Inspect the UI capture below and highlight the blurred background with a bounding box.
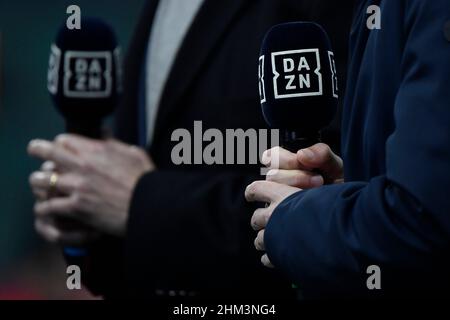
[0,0,145,299]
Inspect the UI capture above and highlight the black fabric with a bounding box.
[82,0,354,299]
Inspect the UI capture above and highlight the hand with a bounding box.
[28,134,154,240]
[245,143,343,268]
[262,144,344,187]
[30,160,100,245]
[30,160,57,201]
[245,180,300,268]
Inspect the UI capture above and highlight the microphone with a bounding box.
[258,22,339,152]
[47,17,121,139]
[46,18,121,257]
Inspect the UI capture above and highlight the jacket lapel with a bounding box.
[151,0,252,143]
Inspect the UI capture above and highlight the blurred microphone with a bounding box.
[46,18,121,257]
[258,22,338,152]
[47,17,122,139]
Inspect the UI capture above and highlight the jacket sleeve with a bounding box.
[265,0,450,297]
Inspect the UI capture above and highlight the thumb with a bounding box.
[297,143,343,182]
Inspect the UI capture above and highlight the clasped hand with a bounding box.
[28,134,153,245]
[245,144,344,268]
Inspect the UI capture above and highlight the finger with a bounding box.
[29,171,53,189]
[42,161,56,172]
[262,147,307,170]
[34,217,61,243]
[254,229,265,251]
[245,181,284,203]
[32,188,49,201]
[55,134,102,154]
[105,138,133,153]
[251,208,272,231]
[261,254,274,268]
[297,143,343,181]
[267,169,324,188]
[29,171,81,195]
[34,196,78,218]
[28,140,81,170]
[51,173,84,195]
[35,217,97,246]
[57,229,98,246]
[105,139,151,168]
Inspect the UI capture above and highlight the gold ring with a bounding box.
[49,172,59,189]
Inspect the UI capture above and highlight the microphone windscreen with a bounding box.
[259,22,338,134]
[47,18,121,136]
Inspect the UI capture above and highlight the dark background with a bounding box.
[0,0,145,299]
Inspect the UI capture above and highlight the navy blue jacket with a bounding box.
[265,0,450,298]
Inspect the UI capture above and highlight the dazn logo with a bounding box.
[271,49,323,99]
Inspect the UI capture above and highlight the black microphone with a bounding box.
[258,22,339,152]
[46,18,121,257]
[47,17,121,139]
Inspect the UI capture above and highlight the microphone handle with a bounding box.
[66,121,103,139]
[280,129,322,297]
[280,130,321,153]
[63,120,103,257]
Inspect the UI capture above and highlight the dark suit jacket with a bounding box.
[266,0,450,298]
[75,0,354,299]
